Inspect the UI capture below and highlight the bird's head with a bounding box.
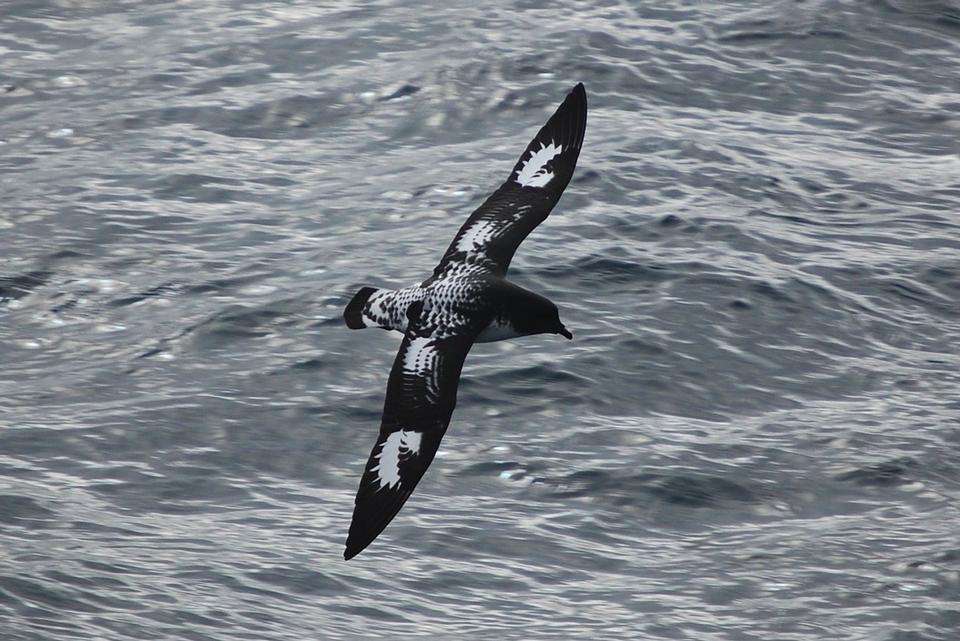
[547,304,573,340]
[510,294,572,340]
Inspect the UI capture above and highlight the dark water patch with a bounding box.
[880,277,958,317]
[248,174,297,187]
[602,212,695,243]
[81,615,158,640]
[455,459,547,479]
[135,347,166,360]
[246,567,346,597]
[178,302,303,350]
[0,270,52,302]
[0,495,57,526]
[181,570,290,601]
[748,280,796,304]
[186,69,276,97]
[89,468,252,514]
[646,474,758,506]
[49,294,81,314]
[41,571,140,610]
[185,274,268,295]
[615,336,670,357]
[0,574,101,614]
[78,558,158,578]
[139,606,232,630]
[148,173,246,204]
[546,255,676,286]
[717,26,849,45]
[379,83,420,101]
[932,549,960,564]
[339,402,385,424]
[659,213,685,228]
[108,282,179,307]
[575,168,602,185]
[192,313,276,341]
[287,357,329,371]
[48,249,86,260]
[549,469,759,508]
[835,457,917,487]
[878,0,960,29]
[143,92,358,139]
[463,365,592,400]
[546,468,609,498]
[918,265,960,291]
[673,271,740,297]
[68,520,152,538]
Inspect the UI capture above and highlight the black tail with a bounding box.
[344,287,378,329]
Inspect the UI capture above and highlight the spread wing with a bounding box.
[431,83,587,279]
[344,306,484,560]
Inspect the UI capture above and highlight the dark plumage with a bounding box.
[343,83,587,560]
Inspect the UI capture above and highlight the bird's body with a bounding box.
[346,274,567,343]
[343,83,587,560]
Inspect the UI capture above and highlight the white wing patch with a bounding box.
[455,219,498,253]
[403,336,435,374]
[372,430,423,489]
[516,141,563,188]
[402,336,441,397]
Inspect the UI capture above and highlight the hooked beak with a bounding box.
[557,325,573,340]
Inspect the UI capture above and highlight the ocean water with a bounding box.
[2,1,960,639]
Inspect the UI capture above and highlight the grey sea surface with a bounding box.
[3,1,960,639]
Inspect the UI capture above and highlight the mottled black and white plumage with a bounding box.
[343,83,587,560]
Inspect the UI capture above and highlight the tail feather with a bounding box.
[344,287,379,329]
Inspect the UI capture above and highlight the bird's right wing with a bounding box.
[429,83,587,279]
[344,305,484,560]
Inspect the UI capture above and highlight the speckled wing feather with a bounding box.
[431,83,587,278]
[344,305,485,560]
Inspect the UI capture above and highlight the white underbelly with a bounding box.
[475,317,522,343]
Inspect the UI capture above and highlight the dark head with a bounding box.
[510,291,573,340]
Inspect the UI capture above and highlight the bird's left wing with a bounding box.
[344,305,484,560]
[429,83,587,280]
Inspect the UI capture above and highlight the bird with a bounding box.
[342,83,587,560]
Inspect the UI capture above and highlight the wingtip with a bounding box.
[344,521,377,560]
[557,83,587,149]
[561,82,586,108]
[567,82,586,105]
[344,286,378,329]
[343,534,368,560]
